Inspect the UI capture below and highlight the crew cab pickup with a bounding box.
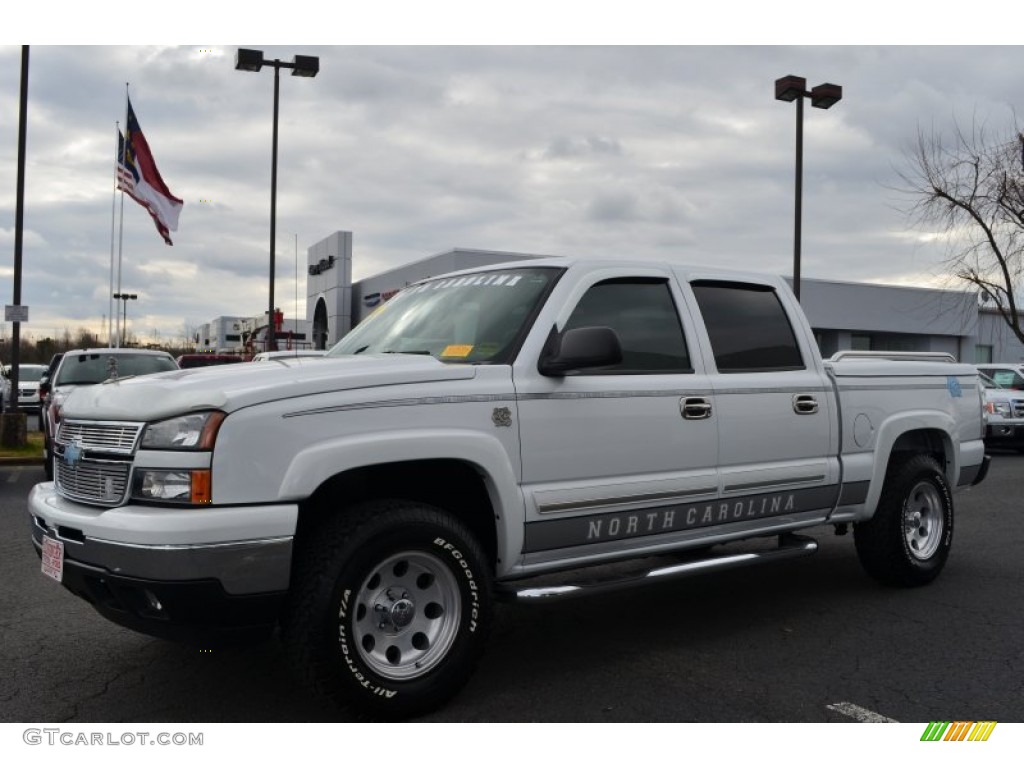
[28,257,989,717]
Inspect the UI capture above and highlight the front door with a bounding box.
[514,267,720,566]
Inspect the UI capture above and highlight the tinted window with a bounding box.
[563,278,691,373]
[691,281,804,372]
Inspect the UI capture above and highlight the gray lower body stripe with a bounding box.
[523,485,840,553]
[837,481,870,506]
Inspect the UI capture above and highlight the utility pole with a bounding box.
[2,46,30,447]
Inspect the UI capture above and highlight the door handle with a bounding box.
[681,396,712,420]
[793,394,819,415]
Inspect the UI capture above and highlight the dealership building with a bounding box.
[200,229,1024,365]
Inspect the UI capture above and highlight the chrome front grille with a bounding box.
[58,420,143,454]
[55,455,131,505]
[54,420,141,506]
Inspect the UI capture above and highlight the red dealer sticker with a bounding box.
[41,535,64,583]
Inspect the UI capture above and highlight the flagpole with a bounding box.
[109,120,119,347]
[115,82,129,348]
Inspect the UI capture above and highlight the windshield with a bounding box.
[18,365,47,382]
[329,266,561,364]
[55,353,178,385]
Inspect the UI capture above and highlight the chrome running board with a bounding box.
[498,533,818,602]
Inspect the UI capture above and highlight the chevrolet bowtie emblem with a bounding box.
[64,439,84,467]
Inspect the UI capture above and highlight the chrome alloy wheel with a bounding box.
[351,550,461,680]
[902,480,944,561]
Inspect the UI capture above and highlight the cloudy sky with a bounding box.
[2,30,1024,344]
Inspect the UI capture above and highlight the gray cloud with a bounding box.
[2,45,1023,341]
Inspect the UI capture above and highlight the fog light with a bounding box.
[144,589,164,612]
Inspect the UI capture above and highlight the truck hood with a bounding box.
[60,354,478,422]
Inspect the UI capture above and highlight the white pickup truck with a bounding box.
[29,257,989,717]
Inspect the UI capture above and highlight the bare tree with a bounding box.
[899,116,1024,344]
[73,327,100,349]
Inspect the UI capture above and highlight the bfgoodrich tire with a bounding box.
[854,454,953,587]
[283,501,492,719]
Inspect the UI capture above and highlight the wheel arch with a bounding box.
[296,458,500,568]
[281,430,524,575]
[864,416,955,517]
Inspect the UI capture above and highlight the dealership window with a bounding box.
[851,334,872,351]
[975,345,993,364]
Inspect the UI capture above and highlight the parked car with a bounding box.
[250,349,326,362]
[36,353,64,431]
[41,349,179,480]
[176,353,245,369]
[10,363,48,415]
[977,363,1024,390]
[979,371,1024,451]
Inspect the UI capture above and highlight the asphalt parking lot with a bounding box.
[1,453,1022,723]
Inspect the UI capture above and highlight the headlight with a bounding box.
[984,401,1011,418]
[141,411,225,450]
[133,469,212,505]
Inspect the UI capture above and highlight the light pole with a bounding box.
[113,292,137,347]
[775,75,842,302]
[235,48,319,351]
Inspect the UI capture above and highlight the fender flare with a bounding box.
[862,410,956,516]
[278,428,524,576]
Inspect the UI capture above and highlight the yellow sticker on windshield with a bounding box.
[441,344,474,358]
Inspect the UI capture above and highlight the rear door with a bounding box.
[684,276,840,527]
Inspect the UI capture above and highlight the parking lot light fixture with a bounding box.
[235,48,320,352]
[775,75,843,301]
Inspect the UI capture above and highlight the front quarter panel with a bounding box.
[208,367,525,569]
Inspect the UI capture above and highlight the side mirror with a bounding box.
[538,326,623,376]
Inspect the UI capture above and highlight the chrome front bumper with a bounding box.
[28,482,297,595]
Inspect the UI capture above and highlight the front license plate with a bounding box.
[41,535,64,583]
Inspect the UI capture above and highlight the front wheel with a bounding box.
[283,501,492,718]
[854,454,953,587]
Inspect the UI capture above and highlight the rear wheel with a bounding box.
[283,501,492,718]
[854,454,953,587]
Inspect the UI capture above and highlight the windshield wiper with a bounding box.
[381,350,432,355]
